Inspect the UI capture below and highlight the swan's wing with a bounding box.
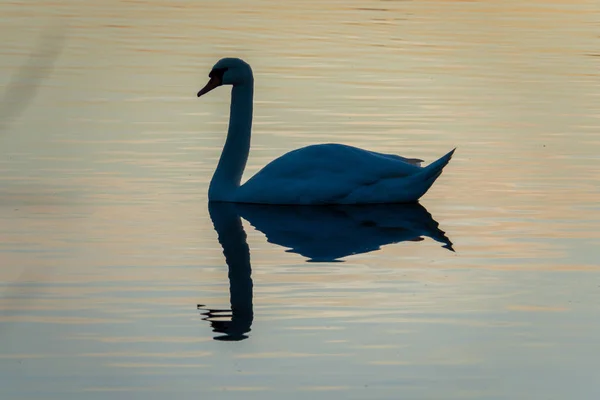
[236,144,423,204]
[364,149,423,167]
[253,144,422,179]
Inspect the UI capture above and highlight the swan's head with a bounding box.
[197,58,253,97]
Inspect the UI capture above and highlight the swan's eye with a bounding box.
[209,67,228,79]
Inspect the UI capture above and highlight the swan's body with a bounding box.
[198,58,455,205]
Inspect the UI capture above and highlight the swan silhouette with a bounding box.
[197,58,455,205]
[198,202,452,340]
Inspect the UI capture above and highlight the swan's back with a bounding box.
[234,144,451,205]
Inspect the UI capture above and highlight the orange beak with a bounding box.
[197,76,222,97]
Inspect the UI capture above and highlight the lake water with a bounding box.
[1,0,599,399]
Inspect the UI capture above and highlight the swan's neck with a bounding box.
[209,83,254,201]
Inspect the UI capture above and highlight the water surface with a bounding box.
[1,1,599,399]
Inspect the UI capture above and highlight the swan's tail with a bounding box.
[420,148,456,182]
[406,148,456,200]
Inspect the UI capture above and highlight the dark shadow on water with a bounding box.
[237,202,453,261]
[0,25,66,134]
[198,201,453,341]
[0,24,67,335]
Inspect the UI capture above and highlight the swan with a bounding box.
[197,57,455,205]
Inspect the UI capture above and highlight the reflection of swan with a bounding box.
[197,58,455,205]
[198,201,452,340]
[236,203,453,262]
[198,202,254,341]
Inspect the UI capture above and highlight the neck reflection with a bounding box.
[198,202,253,341]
